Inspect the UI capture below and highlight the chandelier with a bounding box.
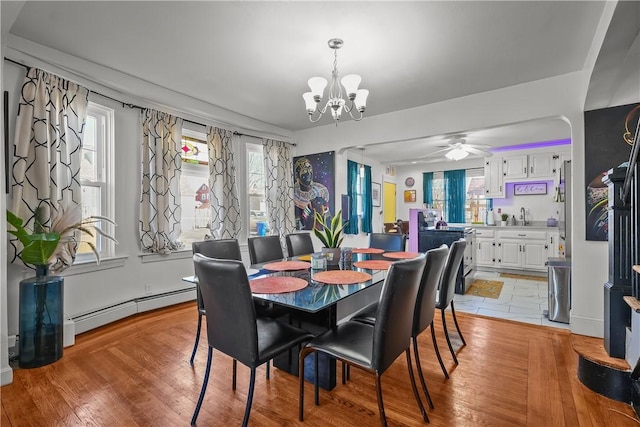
[303,38,369,125]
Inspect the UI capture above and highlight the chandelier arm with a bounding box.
[347,108,365,121]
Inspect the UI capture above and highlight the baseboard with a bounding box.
[570,314,604,338]
[1,365,13,386]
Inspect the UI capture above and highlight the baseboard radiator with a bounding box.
[72,286,196,335]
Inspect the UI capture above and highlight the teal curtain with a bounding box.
[444,169,466,223]
[345,160,359,234]
[362,165,373,233]
[423,172,433,207]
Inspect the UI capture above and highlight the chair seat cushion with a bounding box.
[350,302,378,325]
[305,321,375,369]
[257,318,314,364]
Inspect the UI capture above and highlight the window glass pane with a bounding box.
[466,168,487,223]
[248,145,267,236]
[179,134,210,245]
[80,150,97,181]
[83,116,96,150]
[78,185,101,255]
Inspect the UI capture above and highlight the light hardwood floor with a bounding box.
[1,302,638,426]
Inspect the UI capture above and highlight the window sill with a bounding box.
[63,256,128,277]
[140,249,193,264]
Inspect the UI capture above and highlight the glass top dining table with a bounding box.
[182,252,390,314]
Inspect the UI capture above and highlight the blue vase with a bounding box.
[19,265,64,368]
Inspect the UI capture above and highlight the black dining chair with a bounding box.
[248,235,284,264]
[285,233,315,257]
[351,244,450,411]
[299,255,430,426]
[369,232,406,252]
[191,254,313,427]
[436,239,467,366]
[190,239,243,366]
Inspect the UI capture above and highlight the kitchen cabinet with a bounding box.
[503,155,528,180]
[502,152,556,180]
[496,230,548,271]
[484,158,505,198]
[475,228,496,267]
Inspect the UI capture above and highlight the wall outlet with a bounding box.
[145,284,152,295]
[525,208,530,215]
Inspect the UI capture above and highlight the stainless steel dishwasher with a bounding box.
[547,257,571,323]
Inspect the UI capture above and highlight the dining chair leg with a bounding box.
[430,322,449,379]
[241,368,257,427]
[314,351,320,406]
[441,308,459,365]
[342,361,347,385]
[299,347,315,421]
[405,349,430,423]
[412,337,434,410]
[191,347,213,425]
[189,313,202,366]
[232,359,237,390]
[450,301,466,346]
[266,360,270,380]
[374,372,388,427]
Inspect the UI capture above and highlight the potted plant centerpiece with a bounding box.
[313,209,347,266]
[7,206,117,368]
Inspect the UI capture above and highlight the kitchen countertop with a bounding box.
[448,222,559,231]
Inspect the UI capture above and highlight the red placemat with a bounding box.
[383,252,420,259]
[352,248,385,254]
[353,260,393,270]
[263,260,311,271]
[312,270,373,285]
[249,276,308,294]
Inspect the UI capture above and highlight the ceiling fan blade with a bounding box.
[467,143,492,149]
[464,146,493,157]
[418,147,451,158]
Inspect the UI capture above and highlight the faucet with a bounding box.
[520,207,529,226]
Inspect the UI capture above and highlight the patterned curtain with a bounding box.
[423,172,433,206]
[207,127,241,239]
[444,169,466,223]
[263,139,295,250]
[139,109,183,253]
[345,160,359,234]
[361,165,373,233]
[9,68,89,273]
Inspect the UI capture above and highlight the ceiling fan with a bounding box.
[420,136,493,160]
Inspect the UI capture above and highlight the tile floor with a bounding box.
[454,270,570,330]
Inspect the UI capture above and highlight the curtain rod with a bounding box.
[4,57,295,146]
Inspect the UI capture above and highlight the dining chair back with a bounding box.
[190,239,242,365]
[299,255,429,425]
[285,233,315,257]
[248,235,284,264]
[436,238,467,365]
[369,232,406,252]
[192,254,312,427]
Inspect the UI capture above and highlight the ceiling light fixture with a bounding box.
[303,38,369,125]
[445,147,469,161]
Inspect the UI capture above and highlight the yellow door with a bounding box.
[383,182,396,224]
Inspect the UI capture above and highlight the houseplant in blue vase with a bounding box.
[7,206,116,368]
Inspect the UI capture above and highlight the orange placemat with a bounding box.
[263,260,311,271]
[312,270,373,285]
[249,276,308,294]
[383,252,420,259]
[354,260,393,270]
[297,254,312,261]
[352,248,385,254]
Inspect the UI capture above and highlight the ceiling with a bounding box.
[4,1,637,165]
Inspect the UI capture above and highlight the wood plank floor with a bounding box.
[2,302,638,426]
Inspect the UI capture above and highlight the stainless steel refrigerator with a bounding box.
[548,160,571,323]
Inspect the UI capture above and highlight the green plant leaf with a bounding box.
[20,233,60,266]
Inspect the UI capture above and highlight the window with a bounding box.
[78,102,115,260]
[465,168,488,223]
[424,168,487,223]
[178,131,211,246]
[247,143,267,236]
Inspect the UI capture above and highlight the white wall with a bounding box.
[295,71,607,338]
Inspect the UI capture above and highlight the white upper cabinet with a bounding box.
[503,155,528,179]
[484,158,505,198]
[528,152,555,178]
